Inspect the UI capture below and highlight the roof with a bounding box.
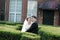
[39,0,59,10]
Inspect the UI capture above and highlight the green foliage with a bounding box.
[0,22,23,30]
[21,32,40,40]
[0,21,23,25]
[0,25,41,40]
[1,21,60,40]
[0,21,6,24]
[0,24,40,40]
[16,25,22,30]
[6,22,16,25]
[38,26,60,40]
[0,27,22,40]
[0,24,18,29]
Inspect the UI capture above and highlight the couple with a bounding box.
[21,16,38,34]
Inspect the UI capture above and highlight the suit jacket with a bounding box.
[26,22,38,34]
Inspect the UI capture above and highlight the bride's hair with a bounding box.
[25,18,28,21]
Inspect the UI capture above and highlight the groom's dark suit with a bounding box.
[26,22,38,34]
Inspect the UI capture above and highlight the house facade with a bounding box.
[0,0,60,26]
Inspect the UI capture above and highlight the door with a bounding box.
[9,0,22,23]
[43,10,54,25]
[0,0,5,21]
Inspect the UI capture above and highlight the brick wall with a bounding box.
[21,0,28,22]
[54,11,59,26]
[4,0,60,26]
[5,0,9,21]
[37,0,43,24]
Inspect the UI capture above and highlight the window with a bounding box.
[27,0,37,17]
[9,0,22,23]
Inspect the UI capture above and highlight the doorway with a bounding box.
[0,0,5,21]
[43,10,54,25]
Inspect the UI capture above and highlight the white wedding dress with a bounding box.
[21,19,33,32]
[21,19,28,32]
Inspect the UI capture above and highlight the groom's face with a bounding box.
[31,17,35,22]
[28,18,31,23]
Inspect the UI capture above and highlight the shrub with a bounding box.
[0,27,22,40]
[0,21,6,24]
[16,25,22,30]
[21,32,40,40]
[38,26,60,40]
[0,21,23,30]
[6,22,16,25]
[6,22,23,26]
[0,24,19,30]
[0,21,23,26]
[0,27,40,40]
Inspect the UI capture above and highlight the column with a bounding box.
[21,0,28,22]
[5,0,9,21]
[37,9,43,24]
[54,11,59,26]
[37,0,43,24]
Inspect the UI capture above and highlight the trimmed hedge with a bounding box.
[0,21,23,30]
[16,25,22,30]
[0,21,23,25]
[0,27,22,40]
[0,21,23,31]
[1,21,60,40]
[0,21,6,24]
[38,26,60,40]
[21,32,40,40]
[0,27,40,40]
[0,23,22,30]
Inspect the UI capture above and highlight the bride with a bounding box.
[21,16,38,34]
[21,17,32,32]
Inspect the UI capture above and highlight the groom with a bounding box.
[26,16,38,34]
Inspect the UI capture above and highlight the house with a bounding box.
[0,0,60,26]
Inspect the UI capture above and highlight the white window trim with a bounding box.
[27,0,37,17]
[9,0,22,23]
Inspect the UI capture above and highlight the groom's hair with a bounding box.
[26,18,28,21]
[31,16,37,19]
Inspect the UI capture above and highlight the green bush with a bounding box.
[6,22,16,25]
[0,24,19,30]
[6,22,23,26]
[16,25,22,30]
[0,21,23,25]
[0,27,22,40]
[0,21,6,24]
[0,22,23,30]
[38,26,60,40]
[0,27,40,40]
[21,32,40,40]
